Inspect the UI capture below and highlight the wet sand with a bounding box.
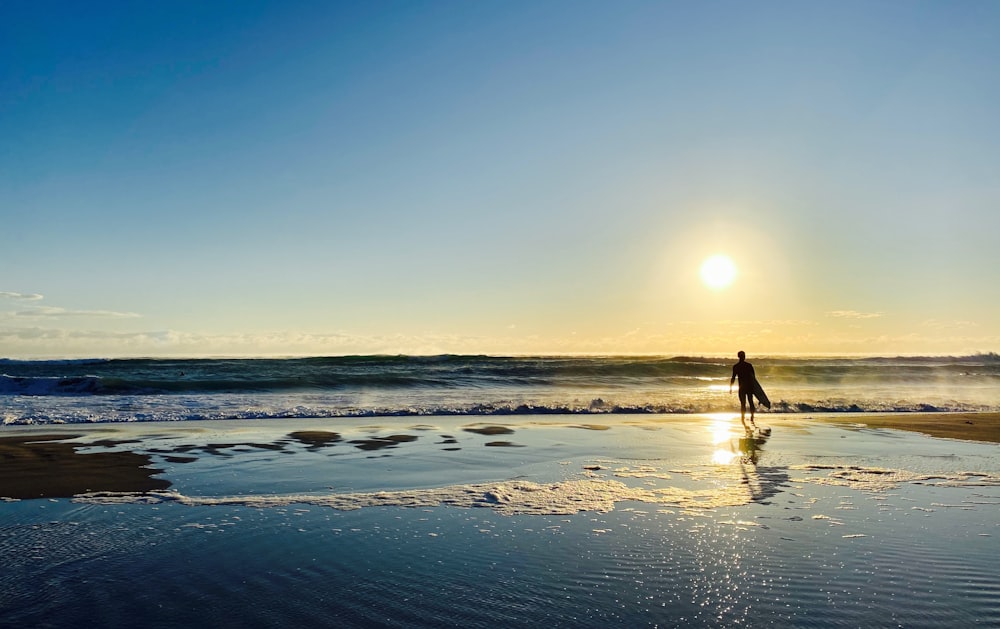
[0,412,996,501]
[0,434,170,499]
[815,412,1000,444]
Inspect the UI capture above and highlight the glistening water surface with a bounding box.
[1,415,997,627]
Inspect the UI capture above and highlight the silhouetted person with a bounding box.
[730,350,757,433]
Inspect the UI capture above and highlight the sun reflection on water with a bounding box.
[712,448,739,465]
[706,413,741,465]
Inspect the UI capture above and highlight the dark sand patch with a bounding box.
[572,424,611,431]
[0,435,170,499]
[88,439,145,447]
[349,434,418,451]
[485,441,525,448]
[249,442,287,451]
[816,412,1000,444]
[163,455,198,464]
[287,431,343,450]
[148,442,286,458]
[464,426,515,436]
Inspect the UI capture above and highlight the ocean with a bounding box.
[2,355,999,626]
[2,354,999,425]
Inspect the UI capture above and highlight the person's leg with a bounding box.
[739,391,750,431]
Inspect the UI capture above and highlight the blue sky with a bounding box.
[2,1,999,357]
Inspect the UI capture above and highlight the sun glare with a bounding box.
[700,255,737,290]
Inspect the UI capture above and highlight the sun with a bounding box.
[700,254,737,290]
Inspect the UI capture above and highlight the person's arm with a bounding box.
[730,365,736,392]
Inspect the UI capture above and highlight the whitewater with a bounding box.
[2,354,998,425]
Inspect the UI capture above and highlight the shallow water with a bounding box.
[2,414,998,627]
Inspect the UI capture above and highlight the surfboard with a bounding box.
[752,379,771,409]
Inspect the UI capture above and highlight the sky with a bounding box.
[2,1,999,358]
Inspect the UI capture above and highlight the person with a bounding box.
[730,350,758,433]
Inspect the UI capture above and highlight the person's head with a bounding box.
[737,350,746,361]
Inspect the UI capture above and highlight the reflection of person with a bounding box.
[730,350,757,433]
[737,435,763,465]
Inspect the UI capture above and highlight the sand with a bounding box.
[0,434,170,499]
[814,411,1000,444]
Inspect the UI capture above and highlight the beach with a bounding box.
[2,411,998,627]
[10,1,1000,625]
[2,412,998,500]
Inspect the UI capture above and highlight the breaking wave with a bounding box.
[2,354,998,424]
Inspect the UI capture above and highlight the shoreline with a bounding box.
[3,411,997,441]
[1,411,997,501]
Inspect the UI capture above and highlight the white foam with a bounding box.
[74,481,579,514]
[73,473,779,515]
[790,465,1000,492]
[69,464,1000,516]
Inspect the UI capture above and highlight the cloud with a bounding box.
[0,291,44,301]
[0,317,996,359]
[711,319,819,327]
[0,327,497,358]
[921,319,978,330]
[827,310,884,320]
[0,292,141,319]
[9,306,141,319]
